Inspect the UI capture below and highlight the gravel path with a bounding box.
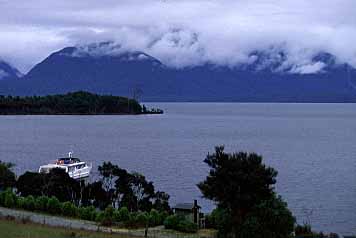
[0,207,213,238]
[0,206,104,231]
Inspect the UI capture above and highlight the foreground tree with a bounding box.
[16,172,45,196]
[98,161,170,212]
[0,161,16,191]
[43,168,80,203]
[152,191,170,212]
[239,194,295,238]
[198,146,294,238]
[130,172,155,212]
[17,168,80,203]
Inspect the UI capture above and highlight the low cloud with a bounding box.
[290,62,326,74]
[0,69,9,80]
[0,0,355,73]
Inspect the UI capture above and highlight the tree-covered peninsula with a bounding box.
[0,91,163,115]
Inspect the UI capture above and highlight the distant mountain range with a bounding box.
[1,42,356,102]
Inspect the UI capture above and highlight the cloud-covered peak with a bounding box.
[0,0,355,73]
[58,42,124,58]
[0,60,23,80]
[53,42,163,67]
[50,41,346,75]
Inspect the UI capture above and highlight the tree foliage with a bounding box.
[0,91,143,115]
[98,162,168,213]
[47,196,62,214]
[0,160,170,229]
[239,194,295,238]
[17,169,80,203]
[0,161,16,191]
[62,201,78,217]
[198,146,294,238]
[164,215,198,233]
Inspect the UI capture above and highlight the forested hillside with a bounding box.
[0,91,150,115]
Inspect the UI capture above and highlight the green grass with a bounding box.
[0,218,135,238]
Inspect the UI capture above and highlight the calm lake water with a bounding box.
[0,103,355,233]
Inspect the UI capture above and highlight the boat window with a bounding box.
[76,164,85,169]
[68,166,75,172]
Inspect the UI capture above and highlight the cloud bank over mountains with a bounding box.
[1,0,356,73]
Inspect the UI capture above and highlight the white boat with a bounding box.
[38,152,92,180]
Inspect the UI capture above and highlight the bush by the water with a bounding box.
[113,206,130,223]
[24,195,36,211]
[35,196,49,211]
[0,188,168,229]
[62,201,78,217]
[99,205,115,226]
[47,197,62,215]
[164,215,198,233]
[78,206,97,221]
[2,189,16,208]
[149,209,164,227]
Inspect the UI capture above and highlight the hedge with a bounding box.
[47,197,62,215]
[0,190,168,229]
[164,215,198,233]
[62,201,78,217]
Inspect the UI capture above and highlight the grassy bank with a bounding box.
[0,217,134,238]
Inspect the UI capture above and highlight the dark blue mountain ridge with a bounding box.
[1,42,356,102]
[0,59,22,80]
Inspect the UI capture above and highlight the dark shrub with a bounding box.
[16,196,26,209]
[164,215,198,233]
[62,201,77,217]
[159,211,169,224]
[0,161,16,190]
[4,190,16,208]
[164,215,181,229]
[0,191,5,205]
[78,206,97,221]
[113,209,120,223]
[135,212,148,226]
[98,206,114,226]
[0,189,16,207]
[116,207,130,222]
[95,211,104,223]
[47,196,62,215]
[124,212,137,227]
[177,220,198,233]
[35,196,49,211]
[238,195,295,238]
[149,209,161,227]
[24,195,36,211]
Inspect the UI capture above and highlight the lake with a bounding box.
[0,103,355,233]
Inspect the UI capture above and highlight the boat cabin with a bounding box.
[56,157,81,165]
[38,152,92,180]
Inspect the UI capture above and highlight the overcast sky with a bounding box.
[1,0,356,73]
